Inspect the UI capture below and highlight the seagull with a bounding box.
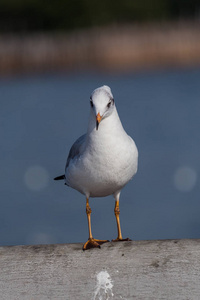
[54,85,138,250]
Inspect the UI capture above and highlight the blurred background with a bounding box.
[0,0,200,246]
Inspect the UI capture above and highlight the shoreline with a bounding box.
[0,21,200,76]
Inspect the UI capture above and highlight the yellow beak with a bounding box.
[96,113,102,130]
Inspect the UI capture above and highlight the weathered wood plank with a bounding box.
[0,239,200,300]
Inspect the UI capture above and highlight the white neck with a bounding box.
[87,107,125,137]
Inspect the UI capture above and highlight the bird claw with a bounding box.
[112,237,132,242]
[82,238,109,250]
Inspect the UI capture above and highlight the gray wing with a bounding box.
[65,134,86,170]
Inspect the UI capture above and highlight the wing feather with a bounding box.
[65,134,86,170]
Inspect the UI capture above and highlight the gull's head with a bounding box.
[90,85,115,130]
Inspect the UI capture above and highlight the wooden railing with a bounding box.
[0,239,200,299]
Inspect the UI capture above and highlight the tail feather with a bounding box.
[54,174,65,180]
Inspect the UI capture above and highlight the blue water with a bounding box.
[0,68,200,246]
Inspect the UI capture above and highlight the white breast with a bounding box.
[65,108,138,198]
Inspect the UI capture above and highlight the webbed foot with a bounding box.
[83,238,109,250]
[112,237,132,242]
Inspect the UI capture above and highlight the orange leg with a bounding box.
[82,198,109,250]
[112,199,131,242]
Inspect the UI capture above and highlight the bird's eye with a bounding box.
[90,100,93,108]
[107,98,114,108]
